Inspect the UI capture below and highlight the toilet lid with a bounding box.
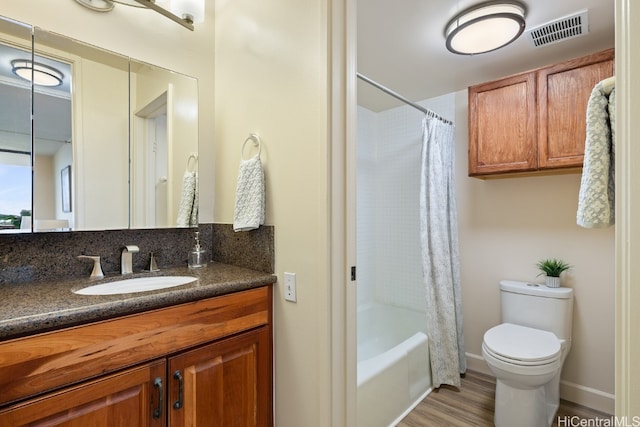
[484,323,561,363]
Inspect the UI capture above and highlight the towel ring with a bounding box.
[187,153,198,173]
[242,133,262,160]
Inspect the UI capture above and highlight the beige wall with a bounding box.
[33,155,55,219]
[2,1,335,425]
[76,58,129,229]
[454,90,616,412]
[130,65,199,227]
[214,0,331,425]
[6,0,635,423]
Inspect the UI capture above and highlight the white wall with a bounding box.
[356,94,454,312]
[356,106,376,307]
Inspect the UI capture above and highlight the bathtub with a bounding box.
[357,303,432,427]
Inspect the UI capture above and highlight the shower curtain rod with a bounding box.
[357,73,453,125]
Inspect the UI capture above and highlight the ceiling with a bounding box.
[357,0,615,112]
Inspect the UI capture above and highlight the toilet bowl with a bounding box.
[483,280,574,426]
[483,323,565,427]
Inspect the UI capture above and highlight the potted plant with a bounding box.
[536,258,571,288]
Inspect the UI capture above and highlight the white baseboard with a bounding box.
[559,380,615,415]
[465,352,491,375]
[465,352,615,415]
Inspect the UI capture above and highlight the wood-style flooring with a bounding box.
[397,370,612,427]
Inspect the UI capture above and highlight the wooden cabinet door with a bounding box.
[468,72,537,176]
[537,49,614,169]
[168,326,272,427]
[0,360,166,427]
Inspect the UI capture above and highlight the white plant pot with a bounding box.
[545,276,561,288]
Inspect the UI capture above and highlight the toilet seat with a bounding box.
[483,323,561,366]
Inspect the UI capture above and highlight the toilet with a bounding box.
[482,280,574,427]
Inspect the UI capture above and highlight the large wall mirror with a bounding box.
[0,15,198,233]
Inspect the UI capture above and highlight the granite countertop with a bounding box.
[0,262,276,340]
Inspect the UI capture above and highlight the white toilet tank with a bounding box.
[500,280,574,342]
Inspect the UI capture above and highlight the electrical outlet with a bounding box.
[284,272,297,302]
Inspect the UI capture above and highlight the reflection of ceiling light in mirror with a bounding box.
[445,1,526,55]
[11,60,64,87]
[74,0,115,12]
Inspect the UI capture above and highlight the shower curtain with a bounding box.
[419,115,466,388]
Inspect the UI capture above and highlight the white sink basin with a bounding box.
[74,276,197,295]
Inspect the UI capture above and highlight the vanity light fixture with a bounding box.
[445,1,526,55]
[11,59,64,87]
[127,0,205,29]
[74,0,204,31]
[74,0,115,12]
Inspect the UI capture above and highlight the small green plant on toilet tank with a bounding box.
[536,258,571,288]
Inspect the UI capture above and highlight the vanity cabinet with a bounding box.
[0,360,166,426]
[168,327,271,427]
[468,48,614,177]
[0,286,273,427]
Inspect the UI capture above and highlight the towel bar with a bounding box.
[242,133,262,159]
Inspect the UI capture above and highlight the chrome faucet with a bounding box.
[121,245,139,274]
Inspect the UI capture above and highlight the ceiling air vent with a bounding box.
[525,10,589,47]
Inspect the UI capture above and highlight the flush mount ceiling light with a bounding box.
[11,59,64,87]
[445,1,527,55]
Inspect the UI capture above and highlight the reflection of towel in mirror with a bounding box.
[177,171,198,227]
[234,156,265,232]
[190,174,199,227]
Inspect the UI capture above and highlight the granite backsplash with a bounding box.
[0,224,274,284]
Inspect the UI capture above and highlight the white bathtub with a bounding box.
[357,303,432,427]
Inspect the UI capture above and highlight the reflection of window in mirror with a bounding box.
[0,34,72,232]
[0,40,34,232]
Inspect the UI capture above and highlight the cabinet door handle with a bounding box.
[153,377,163,419]
[173,370,184,410]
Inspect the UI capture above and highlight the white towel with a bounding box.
[177,171,198,227]
[233,155,265,232]
[577,81,615,228]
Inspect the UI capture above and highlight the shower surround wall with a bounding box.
[356,93,455,426]
[357,93,455,311]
